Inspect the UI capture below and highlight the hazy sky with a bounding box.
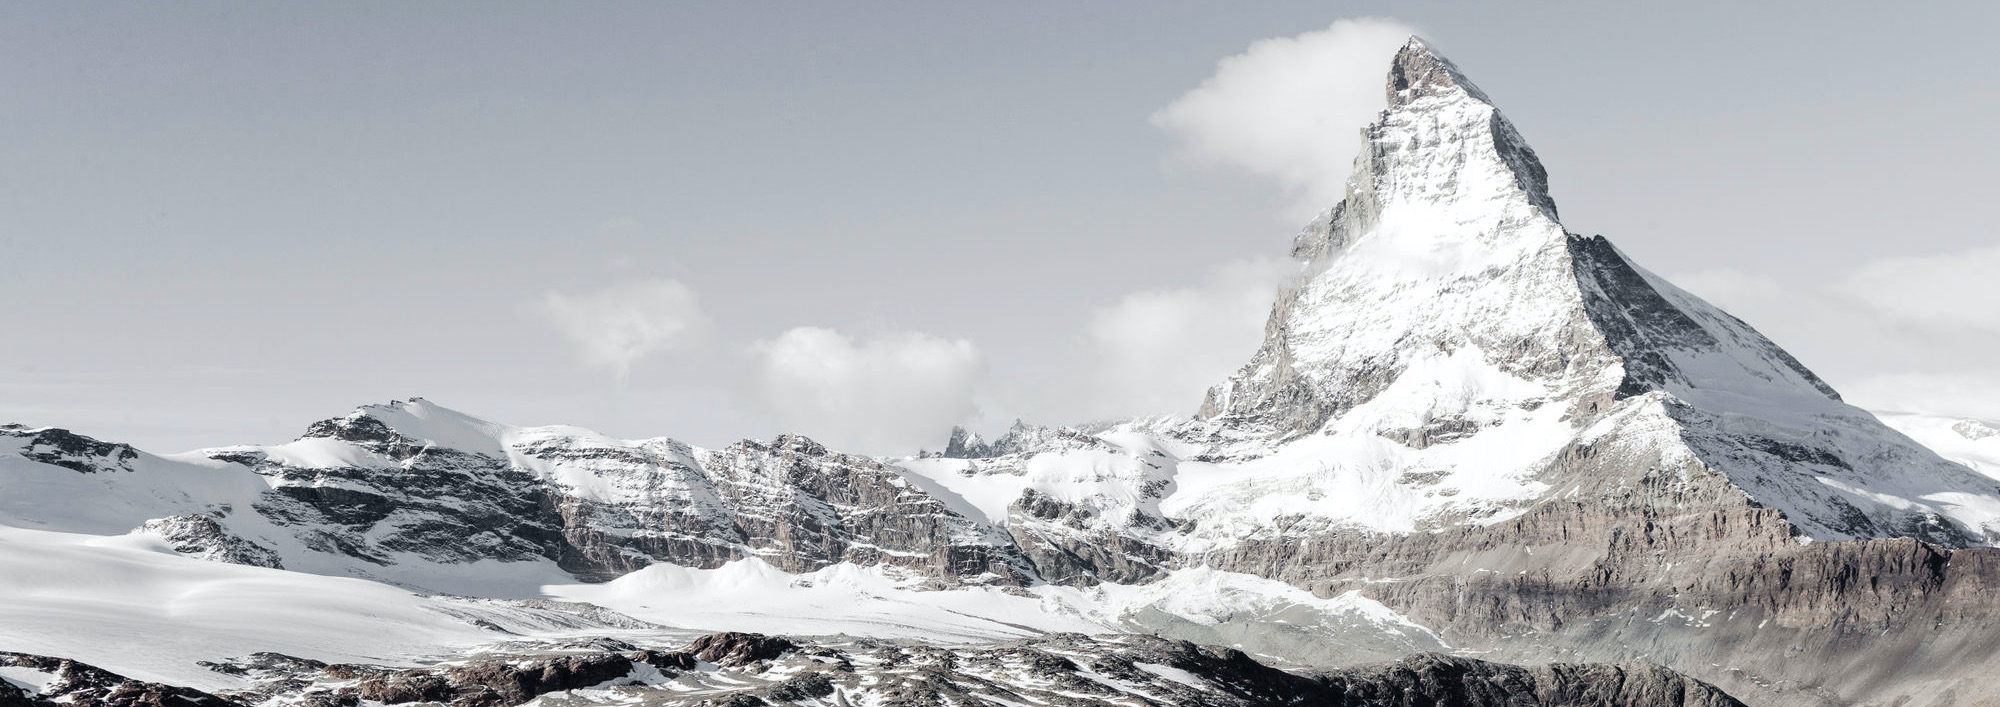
[4,2,1996,454]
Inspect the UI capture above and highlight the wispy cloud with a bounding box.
[1046,258,1294,422]
[1151,18,1420,220]
[536,279,710,378]
[748,327,983,454]
[1840,247,2000,333]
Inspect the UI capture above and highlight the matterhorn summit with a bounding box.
[1193,38,2000,547]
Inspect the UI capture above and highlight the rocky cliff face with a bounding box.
[275,403,1033,586]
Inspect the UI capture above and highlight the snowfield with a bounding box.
[1876,411,2000,481]
[0,521,1442,687]
[0,525,509,689]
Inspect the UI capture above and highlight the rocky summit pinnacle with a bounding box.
[1386,37,1493,108]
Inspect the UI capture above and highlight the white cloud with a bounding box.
[1837,246,2000,332]
[536,279,710,377]
[1048,258,1294,422]
[1667,246,2000,421]
[749,327,983,454]
[1151,17,1420,220]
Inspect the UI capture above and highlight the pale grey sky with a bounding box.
[3,2,1996,453]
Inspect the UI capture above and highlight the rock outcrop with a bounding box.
[137,514,284,569]
[0,425,138,474]
[1317,653,1744,707]
[0,652,244,707]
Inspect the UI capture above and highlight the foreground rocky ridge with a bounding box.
[1,633,1744,707]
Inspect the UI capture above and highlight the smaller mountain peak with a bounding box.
[942,426,990,459]
[0,424,140,473]
[301,398,509,459]
[1386,36,1493,108]
[359,396,446,416]
[763,434,832,457]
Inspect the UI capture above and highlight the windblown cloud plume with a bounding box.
[1044,259,1294,422]
[536,279,710,377]
[750,327,984,454]
[1151,18,1420,220]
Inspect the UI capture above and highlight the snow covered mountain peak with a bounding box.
[1190,40,2000,545]
[1371,37,1558,234]
[1202,39,1587,440]
[297,397,512,460]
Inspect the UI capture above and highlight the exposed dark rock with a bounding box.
[0,652,245,707]
[140,515,284,568]
[355,652,651,707]
[1316,652,1743,707]
[0,425,139,474]
[1567,233,1835,401]
[941,425,988,458]
[1005,489,1174,585]
[297,690,359,707]
[686,632,793,666]
[760,673,835,702]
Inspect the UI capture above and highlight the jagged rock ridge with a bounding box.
[1,400,1032,589]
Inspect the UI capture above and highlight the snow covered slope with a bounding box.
[0,525,655,690]
[0,518,1444,690]
[1875,411,2000,480]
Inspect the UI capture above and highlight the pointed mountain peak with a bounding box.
[942,425,989,458]
[1281,36,1557,268]
[1386,37,1493,108]
[1371,37,1557,222]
